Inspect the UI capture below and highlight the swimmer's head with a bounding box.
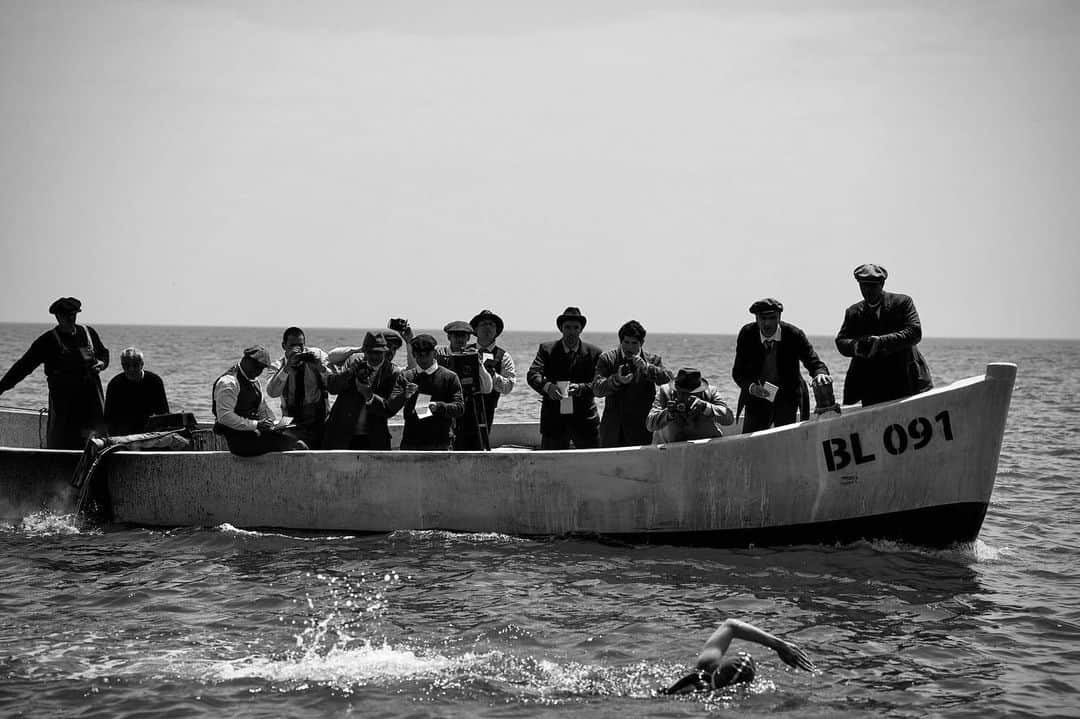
[660,653,757,695]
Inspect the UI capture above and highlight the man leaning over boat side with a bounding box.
[265,326,330,449]
[592,319,673,447]
[104,347,170,436]
[732,298,831,433]
[835,264,933,406]
[526,306,603,450]
[323,331,405,451]
[647,368,734,444]
[399,333,464,451]
[212,345,307,456]
[0,297,110,449]
[438,320,494,451]
[468,309,516,431]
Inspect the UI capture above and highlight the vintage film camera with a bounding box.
[444,352,482,396]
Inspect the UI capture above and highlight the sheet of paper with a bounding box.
[761,381,779,402]
[415,393,432,419]
[557,381,573,415]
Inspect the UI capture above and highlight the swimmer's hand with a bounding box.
[775,640,816,672]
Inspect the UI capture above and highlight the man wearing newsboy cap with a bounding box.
[0,297,110,448]
[835,264,932,406]
[732,298,831,433]
[212,345,307,456]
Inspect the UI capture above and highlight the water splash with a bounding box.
[6,510,94,536]
[863,537,1013,562]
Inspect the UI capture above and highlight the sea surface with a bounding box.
[0,324,1077,718]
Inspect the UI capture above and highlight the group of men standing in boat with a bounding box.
[0,263,933,454]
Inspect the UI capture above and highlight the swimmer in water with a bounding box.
[659,618,816,695]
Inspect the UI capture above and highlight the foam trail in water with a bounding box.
[214,523,357,541]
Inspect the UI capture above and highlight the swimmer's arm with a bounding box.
[697,619,816,673]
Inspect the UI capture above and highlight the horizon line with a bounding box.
[0,320,1076,342]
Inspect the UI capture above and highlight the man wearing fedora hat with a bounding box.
[647,368,734,444]
[732,298,831,433]
[324,331,406,450]
[212,345,307,456]
[592,320,674,447]
[0,297,110,448]
[527,307,603,450]
[835,264,932,406]
[468,309,516,430]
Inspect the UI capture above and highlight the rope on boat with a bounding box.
[0,403,49,448]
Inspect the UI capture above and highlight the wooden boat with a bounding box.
[0,363,1015,547]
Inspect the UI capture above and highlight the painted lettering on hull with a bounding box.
[822,410,955,472]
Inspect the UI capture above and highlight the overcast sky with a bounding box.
[1,0,1077,338]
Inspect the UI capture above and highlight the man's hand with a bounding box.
[90,361,106,373]
[256,417,276,433]
[545,383,564,401]
[688,397,708,417]
[355,381,374,401]
[748,382,769,399]
[403,382,418,399]
[616,364,634,385]
[427,402,438,415]
[812,373,833,386]
[775,640,816,673]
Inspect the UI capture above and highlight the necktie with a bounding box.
[764,340,776,352]
[292,363,305,418]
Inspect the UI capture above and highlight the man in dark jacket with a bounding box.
[592,319,673,447]
[400,334,464,451]
[104,347,170,435]
[324,331,404,450]
[835,264,933,406]
[732,298,831,433]
[0,297,110,448]
[526,307,603,450]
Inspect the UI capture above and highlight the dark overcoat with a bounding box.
[526,340,603,437]
[835,291,933,406]
[323,361,405,450]
[732,321,827,420]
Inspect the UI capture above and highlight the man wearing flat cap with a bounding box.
[435,320,494,450]
[732,298,831,433]
[835,264,932,406]
[400,333,465,451]
[468,309,516,431]
[647,368,735,444]
[0,297,110,448]
[324,331,406,450]
[526,307,603,450]
[212,345,307,456]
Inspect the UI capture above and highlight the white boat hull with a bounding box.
[1,364,1016,547]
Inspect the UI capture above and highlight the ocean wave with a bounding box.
[3,510,97,537]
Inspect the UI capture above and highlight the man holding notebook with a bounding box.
[732,298,831,434]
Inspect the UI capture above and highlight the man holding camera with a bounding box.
[526,307,603,450]
[592,320,673,447]
[647,368,734,444]
[323,331,405,450]
[732,299,831,434]
[835,264,932,406]
[212,345,308,456]
[437,320,494,450]
[400,334,465,451]
[266,326,330,448]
